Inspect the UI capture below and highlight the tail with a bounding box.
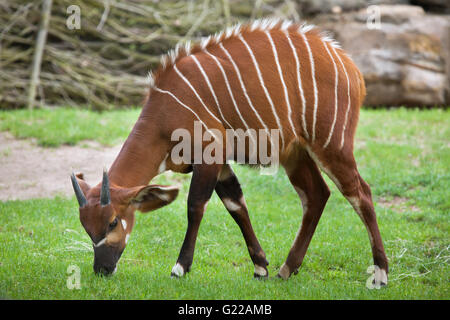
[356,68,366,108]
[344,62,366,151]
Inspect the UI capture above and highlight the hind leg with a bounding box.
[278,149,330,279]
[307,146,389,287]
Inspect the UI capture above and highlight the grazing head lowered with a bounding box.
[68,19,389,287]
[71,170,179,276]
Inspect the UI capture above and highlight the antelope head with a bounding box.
[71,170,179,276]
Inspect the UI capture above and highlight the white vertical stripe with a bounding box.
[300,32,318,142]
[121,219,127,231]
[330,46,351,150]
[238,34,285,151]
[322,41,339,149]
[284,30,309,139]
[265,31,297,138]
[204,50,257,147]
[190,55,234,130]
[153,87,221,141]
[218,43,271,136]
[173,64,222,125]
[158,153,168,174]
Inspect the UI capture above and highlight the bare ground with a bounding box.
[0,132,122,201]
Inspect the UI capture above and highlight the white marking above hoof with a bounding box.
[375,267,388,286]
[171,263,185,278]
[366,265,388,289]
[254,265,268,277]
[277,263,291,280]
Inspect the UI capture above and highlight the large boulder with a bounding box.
[296,0,410,16]
[411,0,450,14]
[312,5,450,106]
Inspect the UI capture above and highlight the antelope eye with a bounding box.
[109,218,118,230]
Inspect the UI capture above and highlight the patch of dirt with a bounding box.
[0,132,122,201]
[377,196,420,213]
[378,196,409,207]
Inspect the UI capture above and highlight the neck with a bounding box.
[109,114,168,188]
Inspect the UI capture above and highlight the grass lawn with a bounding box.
[0,107,448,299]
[0,108,140,147]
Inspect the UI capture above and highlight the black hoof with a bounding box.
[254,272,269,280]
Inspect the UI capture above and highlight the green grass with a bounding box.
[0,107,449,299]
[0,108,141,147]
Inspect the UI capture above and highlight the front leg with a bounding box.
[215,164,269,278]
[171,163,222,277]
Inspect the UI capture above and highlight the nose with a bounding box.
[94,264,117,276]
[93,244,123,276]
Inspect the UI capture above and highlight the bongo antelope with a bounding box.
[71,19,388,287]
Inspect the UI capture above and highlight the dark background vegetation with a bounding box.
[1,0,449,110]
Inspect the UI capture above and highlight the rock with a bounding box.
[297,0,410,16]
[311,5,450,106]
[411,0,450,14]
[354,4,425,24]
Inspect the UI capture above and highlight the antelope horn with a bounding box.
[100,168,111,206]
[71,172,87,208]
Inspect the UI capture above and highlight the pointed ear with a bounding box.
[75,173,91,196]
[128,185,179,213]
